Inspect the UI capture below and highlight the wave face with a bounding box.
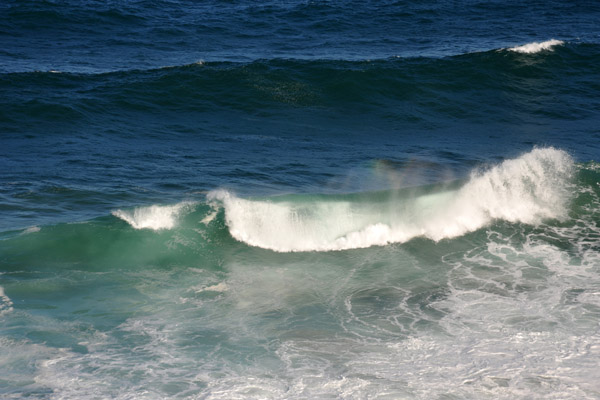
[209,148,574,251]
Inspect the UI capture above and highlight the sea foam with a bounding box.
[508,39,564,54]
[21,226,40,235]
[210,148,574,252]
[0,286,13,316]
[112,202,193,230]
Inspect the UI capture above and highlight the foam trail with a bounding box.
[112,202,192,230]
[211,148,574,252]
[508,39,564,53]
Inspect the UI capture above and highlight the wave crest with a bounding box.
[211,148,574,252]
[508,39,564,54]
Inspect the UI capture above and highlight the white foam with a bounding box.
[201,209,218,225]
[210,148,574,252]
[112,202,193,230]
[508,39,564,54]
[199,282,228,293]
[0,286,13,316]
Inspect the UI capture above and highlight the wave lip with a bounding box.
[112,202,193,230]
[212,148,574,252]
[508,39,564,54]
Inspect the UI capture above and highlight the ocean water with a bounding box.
[1,1,600,398]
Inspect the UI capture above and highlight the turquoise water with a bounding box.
[1,1,600,398]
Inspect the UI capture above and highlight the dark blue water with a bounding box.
[1,1,600,398]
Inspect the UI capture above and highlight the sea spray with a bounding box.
[112,202,194,230]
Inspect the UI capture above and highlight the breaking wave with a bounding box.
[211,148,574,252]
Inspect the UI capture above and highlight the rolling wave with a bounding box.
[1,148,598,266]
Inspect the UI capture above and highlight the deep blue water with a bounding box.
[1,1,600,398]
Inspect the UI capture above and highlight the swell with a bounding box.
[1,42,598,128]
[1,40,594,75]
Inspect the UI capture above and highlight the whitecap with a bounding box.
[508,39,564,54]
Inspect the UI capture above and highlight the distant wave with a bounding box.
[210,148,574,252]
[2,40,589,80]
[2,42,596,140]
[508,39,564,54]
[0,40,582,76]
